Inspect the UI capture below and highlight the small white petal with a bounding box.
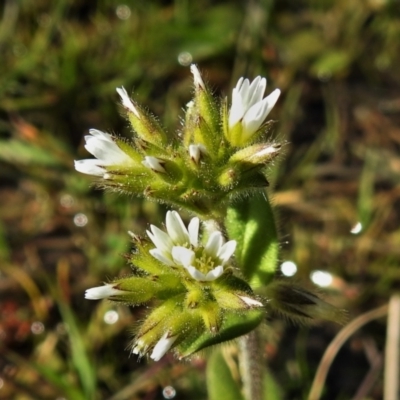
[204,231,224,258]
[147,226,174,254]
[190,64,205,89]
[242,89,281,139]
[149,249,175,266]
[239,296,264,307]
[116,87,140,118]
[74,159,106,176]
[251,144,280,160]
[166,211,190,245]
[142,156,166,173]
[189,144,201,163]
[150,333,177,361]
[86,129,132,165]
[217,240,236,265]
[185,266,207,281]
[75,129,132,177]
[85,284,124,300]
[185,265,223,281]
[172,246,195,268]
[204,265,224,281]
[247,77,266,106]
[87,128,113,140]
[188,217,200,247]
[229,78,248,127]
[189,144,207,164]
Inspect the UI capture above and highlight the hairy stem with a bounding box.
[239,328,263,400]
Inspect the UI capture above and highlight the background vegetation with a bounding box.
[1,0,400,399]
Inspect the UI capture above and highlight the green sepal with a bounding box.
[136,295,186,338]
[226,191,279,288]
[129,238,173,276]
[199,301,222,333]
[109,277,161,304]
[192,116,219,157]
[220,97,230,143]
[194,84,220,137]
[226,122,244,147]
[229,143,281,166]
[110,274,185,305]
[175,308,264,358]
[103,168,154,193]
[115,139,144,163]
[127,104,168,146]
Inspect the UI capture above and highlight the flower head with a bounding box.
[228,77,280,145]
[147,211,236,282]
[74,129,133,177]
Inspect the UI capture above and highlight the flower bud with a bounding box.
[262,280,347,324]
[190,65,220,150]
[117,87,168,147]
[229,143,281,166]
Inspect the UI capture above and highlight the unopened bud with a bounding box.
[229,143,281,166]
[118,93,168,146]
[263,281,347,324]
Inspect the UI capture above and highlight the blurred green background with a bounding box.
[1,0,400,399]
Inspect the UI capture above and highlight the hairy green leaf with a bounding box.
[226,191,279,287]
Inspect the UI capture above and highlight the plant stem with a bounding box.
[384,294,400,400]
[239,328,263,400]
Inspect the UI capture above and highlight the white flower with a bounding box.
[116,87,140,118]
[229,76,280,142]
[142,156,166,173]
[85,283,125,300]
[147,211,236,282]
[150,332,178,361]
[74,129,133,177]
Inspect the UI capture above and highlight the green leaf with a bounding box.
[207,350,244,400]
[58,301,97,400]
[226,191,279,287]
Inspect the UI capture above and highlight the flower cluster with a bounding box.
[80,67,343,364]
[75,65,281,219]
[86,211,264,361]
[79,66,286,361]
